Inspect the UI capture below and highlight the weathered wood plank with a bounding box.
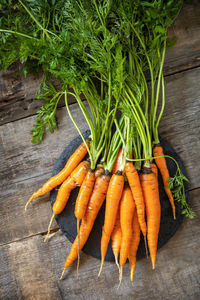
[165,0,200,74]
[0,67,199,246]
[159,67,200,186]
[0,1,200,125]
[0,188,199,300]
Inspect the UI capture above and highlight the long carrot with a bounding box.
[119,185,135,285]
[128,210,141,281]
[112,148,123,174]
[75,169,96,221]
[95,164,105,178]
[140,168,161,269]
[111,209,121,269]
[153,145,176,219]
[120,186,135,267]
[99,171,124,276]
[74,168,96,278]
[44,160,90,242]
[25,140,89,210]
[60,171,111,279]
[125,162,146,237]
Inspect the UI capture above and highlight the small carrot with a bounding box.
[125,162,146,237]
[111,209,122,269]
[44,160,90,242]
[128,210,140,281]
[60,171,111,279]
[119,185,135,268]
[112,148,123,174]
[99,171,124,276]
[153,145,176,219]
[140,168,161,269]
[119,185,135,286]
[25,140,89,210]
[74,168,96,277]
[95,164,105,178]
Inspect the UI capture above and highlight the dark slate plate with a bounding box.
[50,130,189,261]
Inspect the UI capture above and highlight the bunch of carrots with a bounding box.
[1,0,194,285]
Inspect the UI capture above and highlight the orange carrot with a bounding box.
[75,169,96,221]
[119,185,135,286]
[99,171,124,276]
[153,145,175,219]
[25,140,89,210]
[44,161,90,242]
[112,148,123,174]
[140,169,161,269]
[119,186,135,268]
[111,209,122,269]
[151,163,158,178]
[125,162,146,237]
[128,210,141,281]
[60,172,111,279]
[95,164,105,178]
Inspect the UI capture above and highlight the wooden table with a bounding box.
[0,2,200,299]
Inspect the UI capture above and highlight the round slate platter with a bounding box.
[50,130,189,261]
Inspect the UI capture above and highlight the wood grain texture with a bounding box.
[0,103,88,246]
[0,188,199,300]
[165,0,200,74]
[0,67,199,247]
[0,1,200,125]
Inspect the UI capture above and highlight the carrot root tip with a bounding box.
[24,196,34,211]
[117,266,123,289]
[114,254,120,271]
[152,260,156,270]
[98,258,104,277]
[44,213,55,243]
[60,267,67,280]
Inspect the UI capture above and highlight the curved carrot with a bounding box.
[74,169,96,221]
[120,186,135,268]
[153,145,175,219]
[44,161,90,242]
[140,169,161,269]
[25,140,89,210]
[99,171,124,276]
[112,148,123,174]
[95,164,105,178]
[128,210,140,281]
[125,162,147,237]
[111,209,122,269]
[60,172,111,279]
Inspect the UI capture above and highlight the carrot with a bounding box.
[153,145,175,219]
[140,168,161,269]
[25,140,89,210]
[95,164,105,178]
[75,169,96,221]
[99,171,124,276]
[111,209,122,269]
[151,163,158,178]
[128,210,141,281]
[119,185,135,285]
[112,148,123,174]
[119,185,135,267]
[60,171,111,279]
[44,160,90,242]
[74,168,96,278]
[125,162,147,237]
